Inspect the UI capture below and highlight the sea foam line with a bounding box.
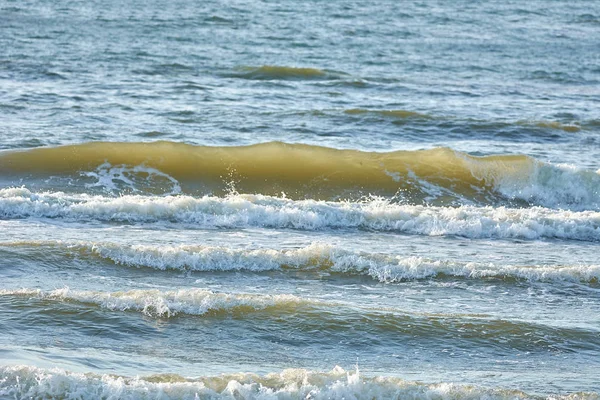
[88,242,600,284]
[1,188,600,241]
[1,364,566,400]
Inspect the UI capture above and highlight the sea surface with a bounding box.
[1,0,600,399]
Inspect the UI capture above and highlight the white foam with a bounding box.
[82,162,182,195]
[2,188,600,241]
[0,288,305,318]
[405,170,474,205]
[89,242,300,272]
[471,159,600,211]
[0,364,581,399]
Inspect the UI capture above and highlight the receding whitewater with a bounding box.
[1,0,600,399]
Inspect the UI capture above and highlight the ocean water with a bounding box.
[1,0,600,398]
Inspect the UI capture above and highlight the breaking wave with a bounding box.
[1,188,600,241]
[4,241,600,284]
[5,364,586,400]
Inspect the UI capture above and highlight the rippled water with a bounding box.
[1,0,600,399]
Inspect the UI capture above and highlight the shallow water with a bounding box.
[1,0,599,398]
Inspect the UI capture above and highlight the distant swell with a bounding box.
[226,65,348,80]
[5,241,600,284]
[344,109,584,133]
[1,188,600,241]
[344,108,432,119]
[3,364,573,400]
[1,141,599,209]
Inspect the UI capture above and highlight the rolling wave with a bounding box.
[0,288,304,318]
[1,188,600,241]
[1,141,599,209]
[3,364,575,400]
[4,241,600,284]
[2,288,599,352]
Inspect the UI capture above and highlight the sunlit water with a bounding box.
[1,0,599,398]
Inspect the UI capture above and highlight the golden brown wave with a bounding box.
[0,141,537,201]
[518,120,581,133]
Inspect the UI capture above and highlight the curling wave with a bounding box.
[1,188,600,241]
[1,141,599,209]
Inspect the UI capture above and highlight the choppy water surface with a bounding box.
[1,0,599,399]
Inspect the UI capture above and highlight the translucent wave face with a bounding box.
[1,141,599,209]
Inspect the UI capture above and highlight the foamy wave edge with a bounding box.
[9,240,600,284]
[2,188,600,241]
[3,364,594,400]
[0,288,305,318]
